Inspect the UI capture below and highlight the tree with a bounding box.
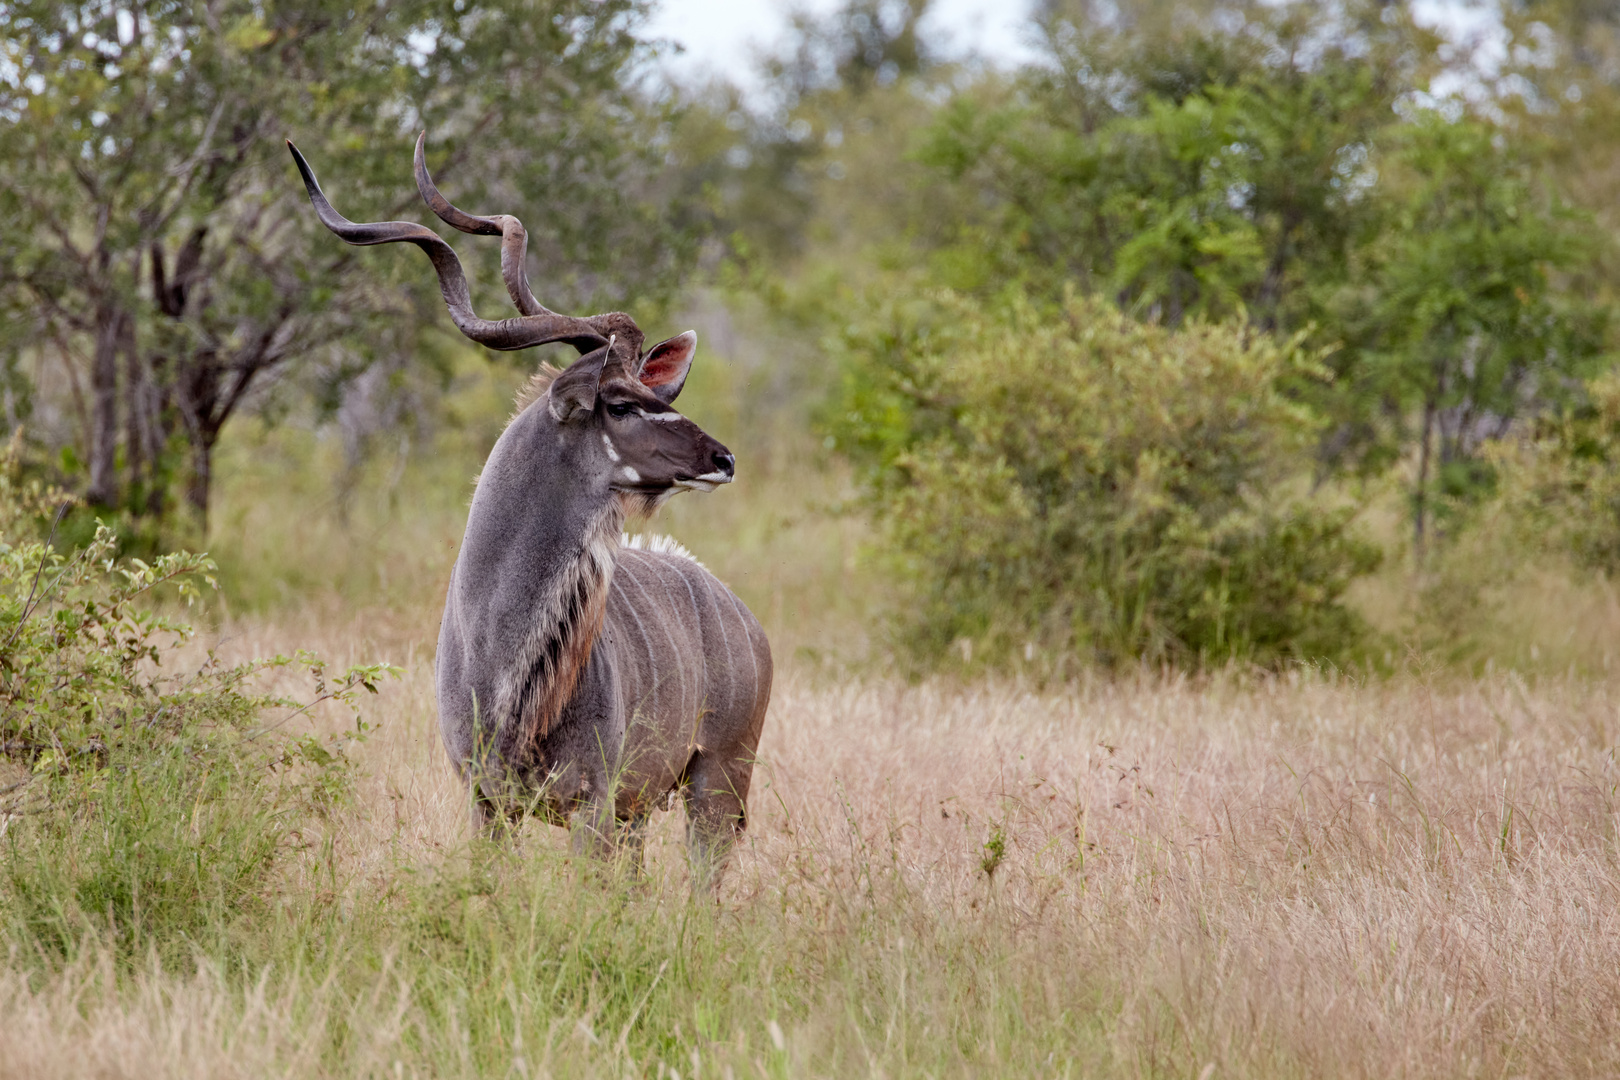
[909,4,1613,537]
[915,1,1410,327]
[0,0,691,531]
[661,0,963,266]
[1337,113,1607,549]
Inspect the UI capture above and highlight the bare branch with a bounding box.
[139,98,227,238]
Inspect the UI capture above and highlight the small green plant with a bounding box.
[0,438,396,965]
[825,286,1381,671]
[980,822,1006,879]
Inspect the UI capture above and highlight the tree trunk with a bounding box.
[145,351,172,517]
[121,314,149,511]
[186,434,213,536]
[1414,397,1434,562]
[1256,209,1303,332]
[86,302,123,507]
[172,341,221,535]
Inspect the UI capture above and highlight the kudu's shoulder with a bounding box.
[608,545,772,720]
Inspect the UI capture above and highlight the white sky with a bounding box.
[641,1,1516,107]
[642,0,1043,89]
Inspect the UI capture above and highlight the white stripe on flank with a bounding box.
[624,555,688,723]
[611,576,658,703]
[675,562,709,713]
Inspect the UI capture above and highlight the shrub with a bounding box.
[0,438,394,965]
[824,288,1381,670]
[1488,371,1620,573]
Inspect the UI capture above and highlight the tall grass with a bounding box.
[4,608,1619,1077]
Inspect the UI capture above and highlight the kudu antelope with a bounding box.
[289,136,771,889]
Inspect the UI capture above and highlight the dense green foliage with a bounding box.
[1341,115,1609,542]
[915,19,1394,329]
[918,9,1605,522]
[827,289,1380,669]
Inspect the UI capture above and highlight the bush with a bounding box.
[824,288,1381,671]
[0,439,394,965]
[1488,371,1620,573]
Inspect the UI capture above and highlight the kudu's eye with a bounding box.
[606,401,636,419]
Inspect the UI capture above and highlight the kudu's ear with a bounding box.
[638,331,697,405]
[548,345,610,423]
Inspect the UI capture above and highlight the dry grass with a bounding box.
[740,670,1620,1076]
[4,602,1618,1077]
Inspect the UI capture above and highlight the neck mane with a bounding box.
[487,466,624,778]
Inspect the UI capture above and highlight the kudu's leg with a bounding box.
[568,763,618,862]
[470,777,517,841]
[469,782,496,833]
[618,813,652,878]
[682,750,752,895]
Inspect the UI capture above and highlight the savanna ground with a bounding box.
[5,326,1620,1079]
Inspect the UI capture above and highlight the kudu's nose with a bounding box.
[713,451,736,477]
